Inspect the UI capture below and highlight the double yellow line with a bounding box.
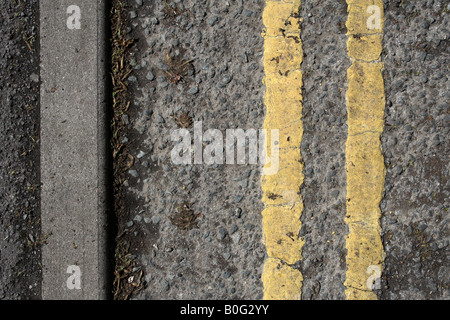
[261,0,386,300]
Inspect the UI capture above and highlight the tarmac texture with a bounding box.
[0,0,41,300]
[122,0,266,299]
[0,0,448,300]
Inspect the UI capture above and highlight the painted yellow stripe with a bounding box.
[261,0,304,300]
[345,0,386,300]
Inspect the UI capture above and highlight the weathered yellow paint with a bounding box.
[346,224,384,290]
[261,0,303,299]
[261,148,302,205]
[347,62,385,134]
[262,257,303,300]
[262,203,303,264]
[345,0,386,300]
[347,35,383,61]
[346,0,384,35]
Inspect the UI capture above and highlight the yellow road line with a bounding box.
[261,0,304,300]
[345,0,386,300]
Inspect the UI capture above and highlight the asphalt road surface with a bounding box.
[0,0,448,300]
[0,0,40,299]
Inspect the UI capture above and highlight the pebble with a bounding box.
[188,86,199,95]
[151,17,159,25]
[331,190,340,198]
[393,165,403,176]
[208,16,219,27]
[422,20,430,29]
[244,223,254,231]
[128,169,139,178]
[243,10,253,17]
[218,228,227,240]
[304,166,314,177]
[146,71,155,81]
[156,114,165,124]
[241,270,251,277]
[418,223,428,231]
[230,232,241,244]
[221,75,233,85]
[152,216,161,224]
[158,80,169,88]
[394,80,404,90]
[161,280,170,291]
[137,150,146,159]
[419,52,427,61]
[125,221,134,228]
[30,73,39,83]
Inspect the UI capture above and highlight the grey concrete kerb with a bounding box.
[40,0,110,300]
